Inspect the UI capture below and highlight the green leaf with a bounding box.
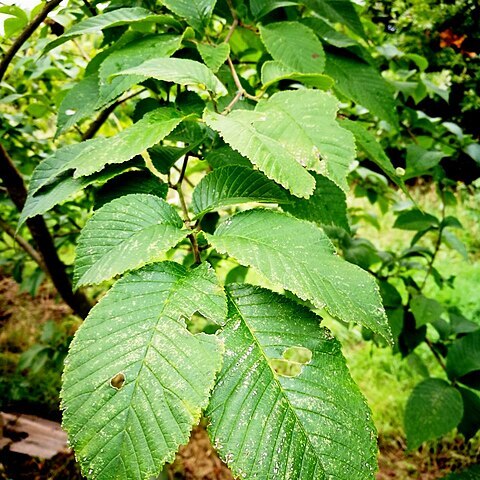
[325,51,398,126]
[301,17,360,49]
[27,108,184,197]
[447,330,480,380]
[62,261,226,480]
[340,119,405,188]
[192,165,290,217]
[98,34,183,108]
[207,285,377,479]
[196,43,230,73]
[94,171,168,209]
[282,174,350,231]
[112,58,227,96]
[259,22,325,74]
[20,161,140,225]
[206,209,391,341]
[250,0,299,18]
[57,74,99,136]
[410,295,445,328]
[457,387,480,440]
[442,230,468,260]
[442,465,480,480]
[260,61,334,91]
[74,194,188,287]
[394,209,439,231]
[44,8,178,53]
[161,0,216,31]
[404,145,446,180]
[405,378,463,450]
[205,89,356,197]
[303,0,365,40]
[205,146,252,169]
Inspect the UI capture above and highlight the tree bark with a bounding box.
[0,144,91,319]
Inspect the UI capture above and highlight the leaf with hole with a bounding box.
[62,261,226,480]
[207,284,377,479]
[74,194,189,287]
[192,165,290,217]
[206,209,391,341]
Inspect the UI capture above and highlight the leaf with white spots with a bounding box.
[26,108,184,201]
[204,89,355,198]
[74,194,188,287]
[62,261,226,480]
[206,209,391,342]
[207,284,378,479]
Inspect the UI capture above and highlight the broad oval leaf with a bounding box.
[26,108,184,203]
[98,34,183,108]
[205,89,355,197]
[20,160,141,225]
[62,261,226,480]
[259,21,325,74]
[325,51,398,127]
[162,0,217,31]
[192,165,290,217]
[197,42,230,73]
[112,58,227,96]
[405,378,463,450]
[44,8,179,53]
[446,330,480,380]
[207,285,378,479]
[206,209,391,342]
[74,194,188,287]
[282,173,350,232]
[261,60,333,91]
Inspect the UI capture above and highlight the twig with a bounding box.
[425,338,448,375]
[0,216,46,271]
[82,89,146,140]
[0,0,63,83]
[224,18,238,43]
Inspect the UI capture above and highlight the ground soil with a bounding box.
[1,276,479,479]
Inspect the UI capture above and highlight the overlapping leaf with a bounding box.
[162,0,217,31]
[44,8,178,53]
[197,43,230,72]
[207,285,378,479]
[74,194,188,287]
[259,21,325,73]
[62,262,226,480]
[283,173,350,231]
[25,108,183,205]
[261,61,333,91]
[204,89,355,198]
[206,209,391,341]
[20,160,141,225]
[112,58,227,96]
[325,51,398,126]
[192,165,290,217]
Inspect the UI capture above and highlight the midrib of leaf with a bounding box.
[218,289,325,476]
[76,274,206,474]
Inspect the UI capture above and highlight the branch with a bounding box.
[0,216,46,271]
[82,90,145,140]
[0,0,63,83]
[0,143,92,318]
